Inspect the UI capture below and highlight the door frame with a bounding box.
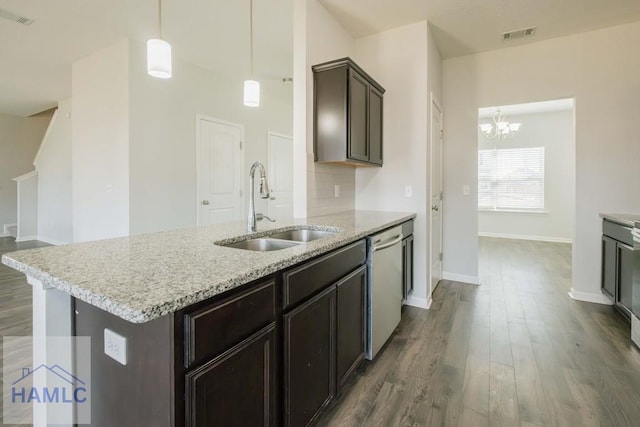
[195,114,245,226]
[267,131,294,219]
[429,93,444,298]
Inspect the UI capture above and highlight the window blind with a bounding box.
[478,147,545,211]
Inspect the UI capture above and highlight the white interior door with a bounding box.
[267,132,293,221]
[430,95,444,295]
[196,116,244,226]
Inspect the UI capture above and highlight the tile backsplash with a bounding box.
[307,154,355,217]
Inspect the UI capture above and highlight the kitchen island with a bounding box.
[2,210,415,427]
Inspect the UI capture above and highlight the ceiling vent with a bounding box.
[503,26,536,41]
[0,7,34,26]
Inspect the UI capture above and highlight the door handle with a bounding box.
[201,200,210,205]
[432,205,439,211]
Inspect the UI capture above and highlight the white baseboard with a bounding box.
[36,236,67,246]
[442,272,481,285]
[404,295,431,309]
[568,288,613,305]
[479,232,572,244]
[15,236,38,243]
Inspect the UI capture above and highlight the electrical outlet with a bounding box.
[404,185,413,198]
[104,328,127,365]
[463,185,470,196]
[334,184,340,198]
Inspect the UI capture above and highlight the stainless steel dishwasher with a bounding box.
[366,225,403,360]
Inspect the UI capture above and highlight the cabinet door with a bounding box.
[185,324,276,427]
[617,242,634,314]
[313,67,348,162]
[602,235,616,299]
[368,87,383,165]
[402,235,414,300]
[284,286,336,427]
[336,266,366,391]
[348,70,369,162]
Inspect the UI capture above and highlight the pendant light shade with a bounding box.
[147,0,172,79]
[243,79,260,107]
[147,39,172,79]
[244,0,260,106]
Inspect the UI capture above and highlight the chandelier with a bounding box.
[479,109,521,139]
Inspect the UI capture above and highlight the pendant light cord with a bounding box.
[158,0,163,39]
[250,0,254,78]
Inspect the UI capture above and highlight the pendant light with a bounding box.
[243,0,260,107]
[147,0,172,79]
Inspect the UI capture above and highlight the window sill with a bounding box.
[479,209,549,214]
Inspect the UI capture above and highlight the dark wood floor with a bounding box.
[320,237,640,427]
[0,237,48,336]
[1,237,48,426]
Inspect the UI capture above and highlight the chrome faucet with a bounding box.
[247,161,275,232]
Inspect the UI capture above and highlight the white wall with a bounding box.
[35,98,73,245]
[0,112,51,234]
[72,39,130,242]
[443,22,640,301]
[354,21,432,305]
[478,109,575,242]
[128,40,292,235]
[303,0,357,217]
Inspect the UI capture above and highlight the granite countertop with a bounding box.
[1,210,415,323]
[599,213,640,228]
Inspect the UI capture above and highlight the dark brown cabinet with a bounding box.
[76,240,369,427]
[402,234,414,300]
[180,279,279,427]
[401,220,415,301]
[601,219,634,319]
[282,240,367,426]
[602,235,617,299]
[284,286,336,427]
[336,265,367,390]
[185,324,277,427]
[313,57,385,166]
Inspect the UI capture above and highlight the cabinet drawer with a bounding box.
[283,240,366,309]
[603,220,633,246]
[184,280,276,368]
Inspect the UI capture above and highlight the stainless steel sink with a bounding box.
[266,229,338,242]
[216,227,340,251]
[221,238,302,251]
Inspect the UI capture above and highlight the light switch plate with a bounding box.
[104,328,127,365]
[463,185,470,196]
[334,184,340,198]
[404,185,413,198]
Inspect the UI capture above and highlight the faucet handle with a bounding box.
[256,213,276,223]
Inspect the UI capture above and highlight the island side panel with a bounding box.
[74,299,175,427]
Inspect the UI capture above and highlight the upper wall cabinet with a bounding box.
[313,57,385,167]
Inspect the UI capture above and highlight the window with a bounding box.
[478,147,545,211]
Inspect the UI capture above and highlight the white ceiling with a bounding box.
[4,0,640,117]
[320,0,640,58]
[0,0,292,116]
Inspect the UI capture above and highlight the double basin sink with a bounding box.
[216,228,339,252]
